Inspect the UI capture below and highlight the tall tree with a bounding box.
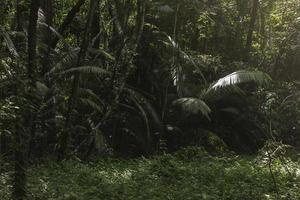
[57,0,99,159]
[244,0,259,61]
[51,0,86,48]
[27,0,39,85]
[91,0,100,48]
[40,0,56,155]
[41,0,53,75]
[12,0,40,198]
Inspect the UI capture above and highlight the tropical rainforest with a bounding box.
[1,0,300,199]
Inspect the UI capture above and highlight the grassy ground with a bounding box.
[1,147,300,200]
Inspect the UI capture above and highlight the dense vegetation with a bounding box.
[2,147,300,200]
[1,0,300,199]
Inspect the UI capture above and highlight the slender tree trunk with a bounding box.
[92,0,147,134]
[235,0,245,60]
[83,0,102,157]
[134,0,146,49]
[41,0,53,76]
[0,132,8,157]
[27,0,39,85]
[259,5,267,51]
[27,0,39,156]
[15,0,23,31]
[91,0,100,49]
[57,0,99,160]
[51,0,86,48]
[244,0,259,61]
[92,0,147,155]
[12,1,39,199]
[40,0,57,155]
[108,1,124,51]
[12,122,26,200]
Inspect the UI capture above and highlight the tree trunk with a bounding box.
[91,0,100,49]
[41,0,53,76]
[39,0,57,156]
[92,0,147,147]
[12,1,39,199]
[27,0,39,156]
[57,0,99,160]
[0,133,8,157]
[235,0,246,60]
[244,0,259,61]
[51,0,86,49]
[27,0,39,84]
[12,123,26,200]
[15,0,23,31]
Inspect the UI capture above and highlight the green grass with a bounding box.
[1,147,300,200]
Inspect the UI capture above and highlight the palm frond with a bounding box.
[163,33,207,84]
[79,98,103,113]
[0,27,19,58]
[50,48,80,74]
[94,129,107,152]
[202,85,246,102]
[129,94,151,148]
[0,80,14,90]
[209,70,271,90]
[38,8,46,24]
[36,81,49,96]
[60,66,110,76]
[143,100,164,132]
[78,88,104,107]
[88,48,115,61]
[128,87,164,134]
[173,98,211,119]
[125,88,153,147]
[38,8,73,51]
[38,22,71,49]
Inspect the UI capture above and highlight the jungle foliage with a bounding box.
[1,0,300,199]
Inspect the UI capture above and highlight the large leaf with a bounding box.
[173,98,211,119]
[202,85,246,102]
[209,70,271,90]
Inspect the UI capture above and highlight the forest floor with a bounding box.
[1,147,300,200]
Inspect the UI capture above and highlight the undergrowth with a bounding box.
[1,147,300,200]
